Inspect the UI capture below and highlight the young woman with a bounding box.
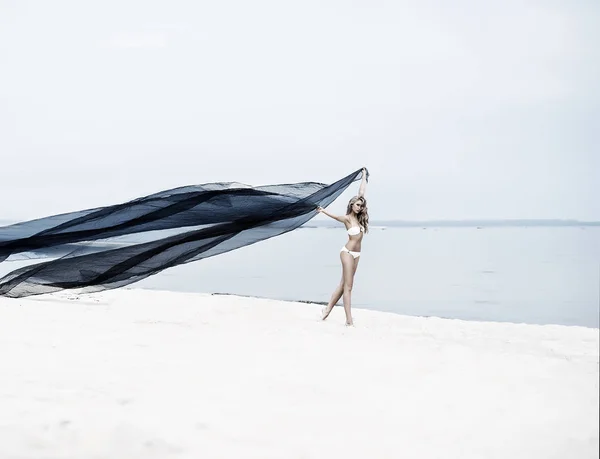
[317,168,369,326]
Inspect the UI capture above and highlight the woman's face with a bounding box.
[352,200,364,214]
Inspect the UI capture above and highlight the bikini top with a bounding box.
[347,226,363,236]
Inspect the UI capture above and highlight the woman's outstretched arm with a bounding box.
[358,167,368,197]
[316,207,348,224]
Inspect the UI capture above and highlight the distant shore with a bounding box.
[304,219,600,228]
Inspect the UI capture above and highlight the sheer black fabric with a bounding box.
[0,169,366,298]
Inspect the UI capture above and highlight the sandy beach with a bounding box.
[0,288,598,459]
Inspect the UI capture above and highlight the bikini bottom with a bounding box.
[340,246,360,259]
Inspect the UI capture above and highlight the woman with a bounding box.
[317,168,369,326]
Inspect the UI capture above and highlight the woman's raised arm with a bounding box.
[358,167,368,197]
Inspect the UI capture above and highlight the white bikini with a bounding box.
[340,226,363,259]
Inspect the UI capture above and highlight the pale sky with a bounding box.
[1,0,598,221]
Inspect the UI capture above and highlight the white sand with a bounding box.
[0,289,598,459]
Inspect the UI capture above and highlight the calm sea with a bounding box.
[1,226,598,328]
[133,226,599,328]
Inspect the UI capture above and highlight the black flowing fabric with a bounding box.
[0,169,366,298]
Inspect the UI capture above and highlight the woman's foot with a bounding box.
[345,319,354,327]
[321,306,332,320]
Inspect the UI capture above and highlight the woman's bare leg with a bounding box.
[322,274,343,320]
[341,252,356,325]
[352,256,360,277]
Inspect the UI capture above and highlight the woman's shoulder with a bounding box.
[346,217,361,228]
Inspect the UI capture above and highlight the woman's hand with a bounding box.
[316,206,324,213]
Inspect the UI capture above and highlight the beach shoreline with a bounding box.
[1,288,598,458]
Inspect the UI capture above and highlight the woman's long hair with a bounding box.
[346,196,369,233]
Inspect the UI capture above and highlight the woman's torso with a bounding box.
[344,219,364,251]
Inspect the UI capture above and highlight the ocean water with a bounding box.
[130,226,600,328]
[1,226,598,328]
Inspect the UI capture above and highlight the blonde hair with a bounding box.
[346,196,369,233]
